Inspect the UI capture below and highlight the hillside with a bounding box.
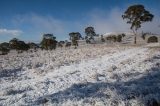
[0,43,160,106]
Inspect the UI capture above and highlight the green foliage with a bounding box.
[40,34,57,50]
[0,43,10,55]
[121,33,126,37]
[122,4,154,44]
[106,34,123,43]
[9,38,29,51]
[69,32,82,48]
[17,41,30,51]
[28,42,39,49]
[0,42,9,49]
[9,38,19,49]
[147,36,158,43]
[117,35,122,42]
[101,35,105,42]
[106,35,117,42]
[85,27,96,43]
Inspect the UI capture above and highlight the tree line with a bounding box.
[0,4,154,55]
[0,26,98,54]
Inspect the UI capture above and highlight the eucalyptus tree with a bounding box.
[85,26,96,43]
[69,32,82,49]
[122,4,154,44]
[41,34,57,50]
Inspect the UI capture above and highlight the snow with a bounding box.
[0,43,160,106]
[103,32,134,36]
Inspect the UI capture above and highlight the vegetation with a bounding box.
[28,42,39,50]
[85,27,97,44]
[101,35,105,42]
[9,38,29,52]
[117,34,123,42]
[69,32,82,49]
[141,33,147,40]
[0,42,10,55]
[122,4,154,44]
[106,34,125,43]
[106,35,117,42]
[40,34,57,50]
[0,5,157,54]
[147,36,158,43]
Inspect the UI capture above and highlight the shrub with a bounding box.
[147,36,158,43]
[117,35,122,42]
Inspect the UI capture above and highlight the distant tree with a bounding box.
[0,42,10,49]
[41,34,57,50]
[57,42,63,48]
[69,32,82,49]
[57,41,65,49]
[107,35,117,42]
[147,36,158,43]
[106,36,112,41]
[9,38,19,50]
[0,42,10,55]
[17,41,30,51]
[65,42,71,48]
[111,35,117,42]
[101,35,105,42]
[0,47,10,55]
[117,35,122,42]
[85,36,91,44]
[85,26,96,43]
[59,41,65,44]
[28,42,39,50]
[121,33,126,37]
[9,38,29,52]
[141,33,147,40]
[122,4,154,44]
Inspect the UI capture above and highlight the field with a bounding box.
[0,43,160,106]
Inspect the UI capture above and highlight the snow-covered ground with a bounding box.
[0,43,160,106]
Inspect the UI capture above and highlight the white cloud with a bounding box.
[85,8,130,34]
[12,13,69,40]
[87,8,160,35]
[0,28,23,36]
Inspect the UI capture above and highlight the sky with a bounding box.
[0,0,160,42]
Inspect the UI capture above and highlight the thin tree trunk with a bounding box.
[132,29,137,44]
[134,36,136,44]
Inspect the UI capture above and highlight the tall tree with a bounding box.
[69,32,82,49]
[122,4,154,44]
[41,34,57,50]
[85,26,96,43]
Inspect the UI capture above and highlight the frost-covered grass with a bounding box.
[0,43,160,106]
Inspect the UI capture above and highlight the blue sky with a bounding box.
[0,0,160,42]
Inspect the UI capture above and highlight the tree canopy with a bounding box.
[85,27,96,43]
[122,4,154,44]
[40,34,57,50]
[69,32,82,49]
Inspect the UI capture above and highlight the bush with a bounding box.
[0,46,10,55]
[121,33,126,37]
[147,36,158,43]
[101,35,105,42]
[117,35,122,42]
[40,34,57,50]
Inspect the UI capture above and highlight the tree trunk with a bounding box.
[133,29,137,44]
[134,36,137,44]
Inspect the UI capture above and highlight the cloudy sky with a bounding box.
[0,0,160,42]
